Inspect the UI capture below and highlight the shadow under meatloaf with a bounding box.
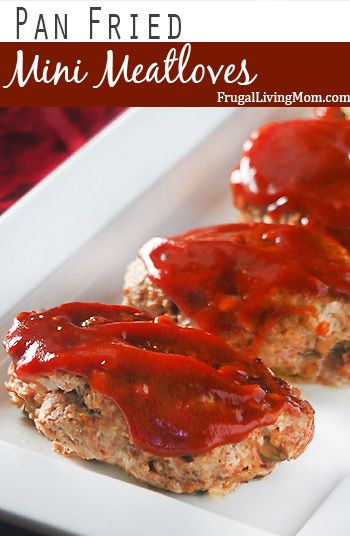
[7,364,314,495]
[124,258,350,386]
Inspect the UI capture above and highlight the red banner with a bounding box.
[0,42,348,106]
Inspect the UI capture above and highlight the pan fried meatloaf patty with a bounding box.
[124,223,350,385]
[5,302,314,495]
[230,116,350,249]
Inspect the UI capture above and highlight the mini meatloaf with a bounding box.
[5,302,314,495]
[124,223,350,385]
[230,116,350,249]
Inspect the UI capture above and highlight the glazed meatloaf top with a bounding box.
[136,223,350,341]
[124,223,350,384]
[4,301,311,458]
[230,117,350,248]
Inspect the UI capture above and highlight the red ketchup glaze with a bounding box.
[231,118,350,248]
[4,302,303,457]
[139,223,350,345]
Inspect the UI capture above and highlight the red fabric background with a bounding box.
[0,107,124,213]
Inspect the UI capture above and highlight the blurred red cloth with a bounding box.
[0,107,124,213]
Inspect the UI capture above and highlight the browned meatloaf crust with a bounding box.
[124,258,350,385]
[238,207,308,227]
[6,363,314,495]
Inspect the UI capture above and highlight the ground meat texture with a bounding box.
[239,207,305,226]
[124,258,350,385]
[6,365,313,495]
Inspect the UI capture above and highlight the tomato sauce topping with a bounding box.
[139,223,350,345]
[5,302,303,457]
[231,118,350,248]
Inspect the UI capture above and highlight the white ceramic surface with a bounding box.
[0,106,347,536]
[295,474,350,536]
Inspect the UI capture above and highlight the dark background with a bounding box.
[0,107,124,213]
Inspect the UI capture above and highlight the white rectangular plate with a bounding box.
[1,106,348,536]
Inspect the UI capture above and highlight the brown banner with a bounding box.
[0,42,347,106]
